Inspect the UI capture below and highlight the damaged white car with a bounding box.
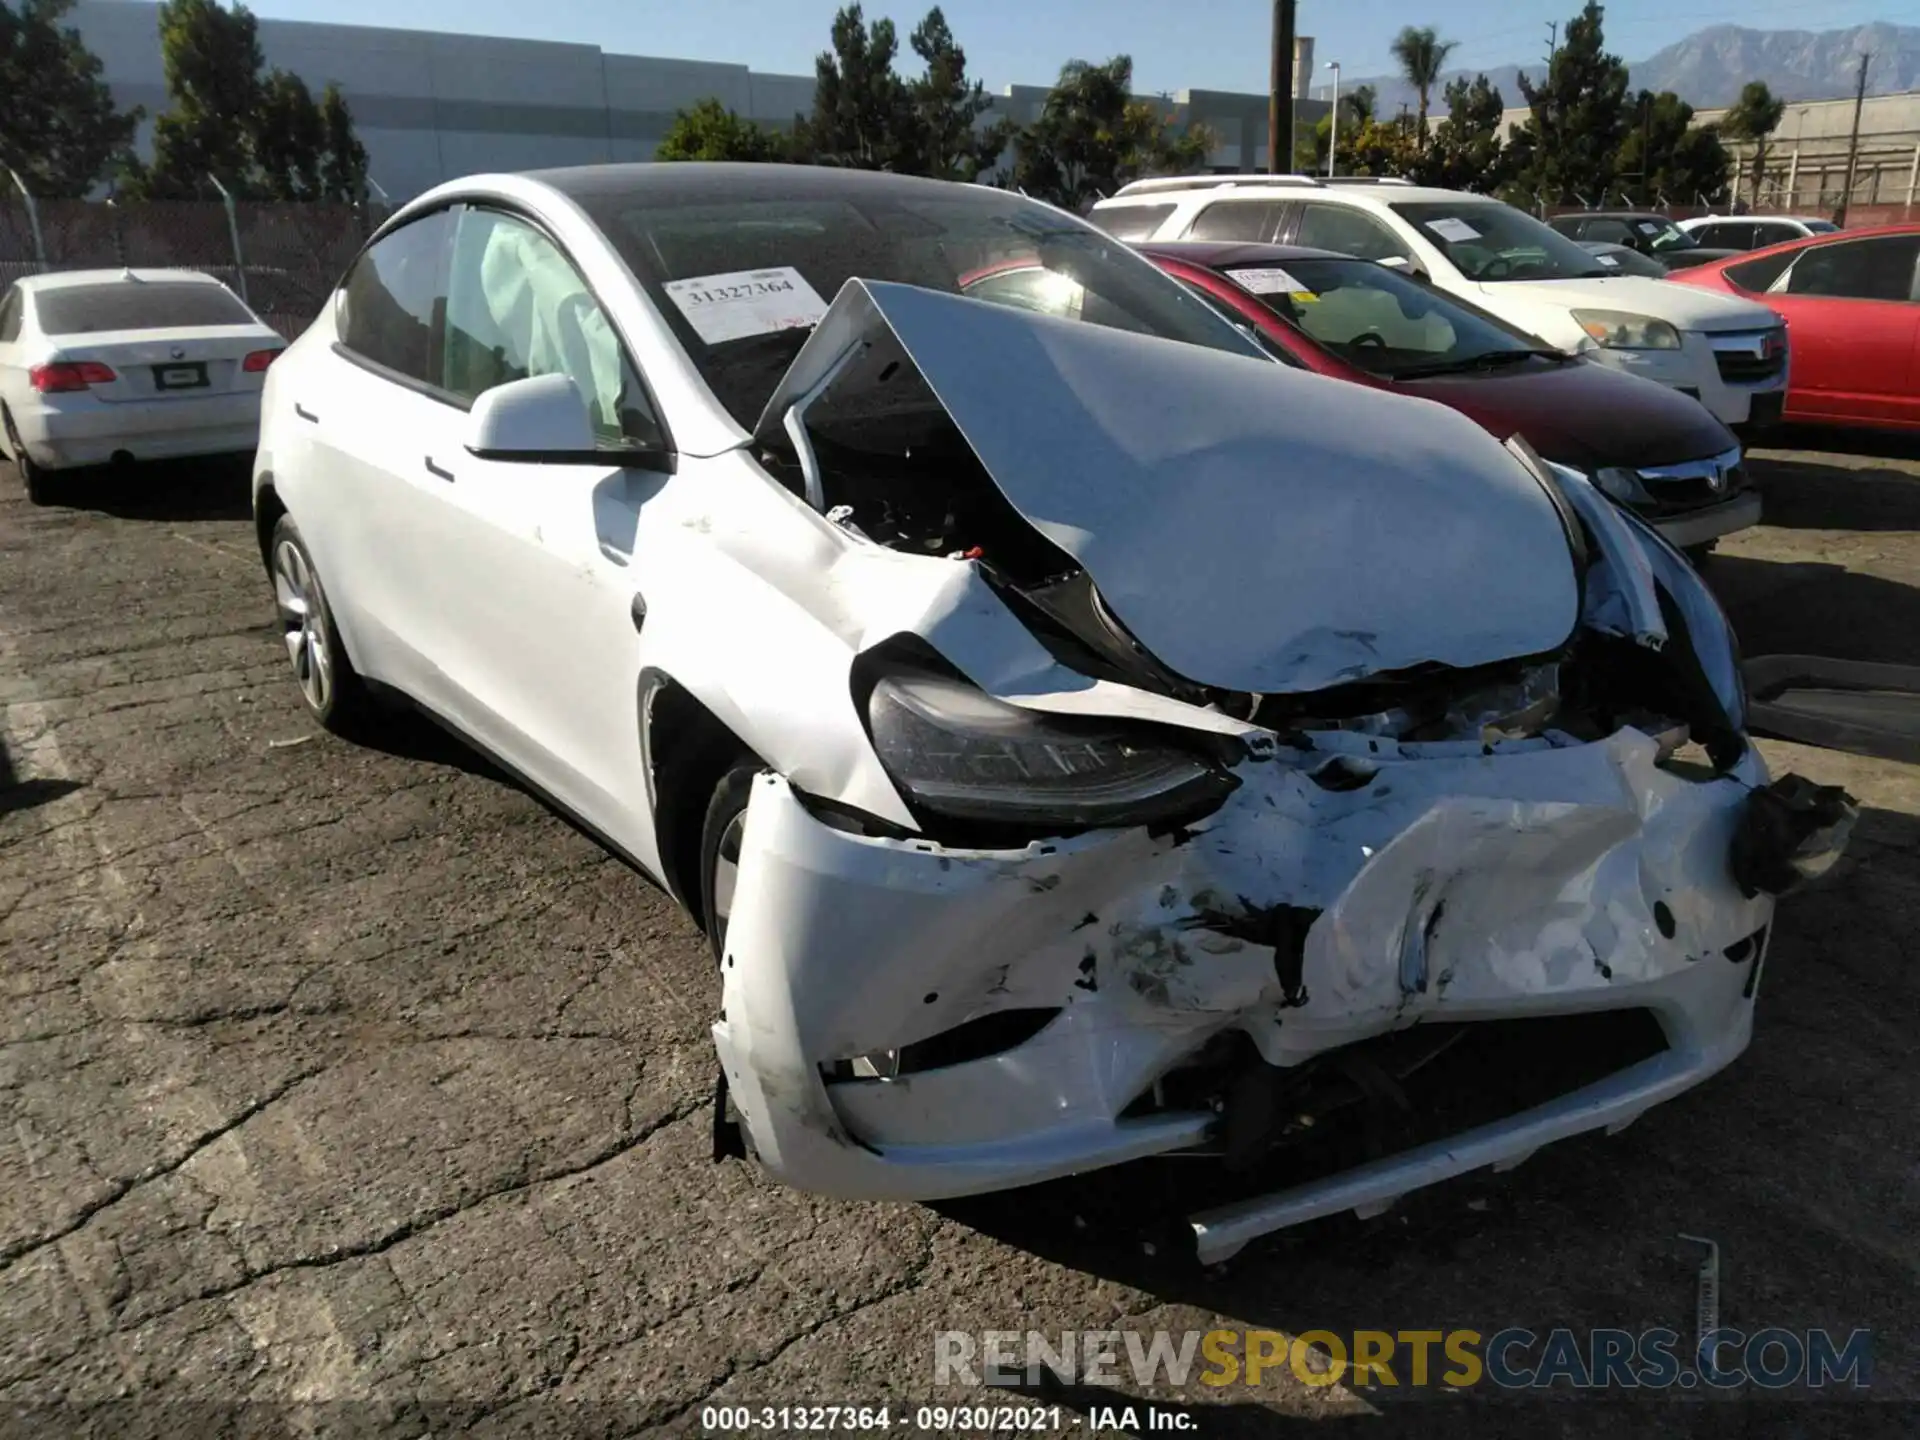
[253,165,1853,1263]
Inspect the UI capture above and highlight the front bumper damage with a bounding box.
[714,726,1806,1264]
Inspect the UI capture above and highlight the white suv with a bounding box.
[1092,177,1790,431]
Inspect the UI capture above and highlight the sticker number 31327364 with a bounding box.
[662,266,831,345]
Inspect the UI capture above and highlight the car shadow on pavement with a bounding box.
[1750,443,1920,533]
[1712,555,1920,668]
[44,455,254,522]
[0,733,85,815]
[351,702,514,785]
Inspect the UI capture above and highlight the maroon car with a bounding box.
[1134,240,1760,554]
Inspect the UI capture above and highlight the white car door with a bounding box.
[291,207,461,703]
[404,204,674,869]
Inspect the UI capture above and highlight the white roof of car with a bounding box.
[1098,176,1488,207]
[15,268,229,292]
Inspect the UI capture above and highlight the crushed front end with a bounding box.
[710,284,1852,1261]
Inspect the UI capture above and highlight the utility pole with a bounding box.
[1838,51,1871,226]
[1544,22,1558,68]
[1269,0,1296,173]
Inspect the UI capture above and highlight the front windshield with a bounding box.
[1394,201,1611,283]
[1223,257,1553,378]
[1631,217,1697,253]
[1804,219,1839,234]
[580,186,1260,428]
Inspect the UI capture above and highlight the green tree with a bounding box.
[655,97,792,162]
[1390,25,1457,148]
[1615,90,1729,205]
[1720,80,1785,207]
[1299,84,1381,173]
[797,4,916,169]
[0,0,142,196]
[1340,115,1421,179]
[1417,74,1509,191]
[1511,3,1630,205]
[1008,56,1210,211]
[135,0,367,200]
[316,83,368,201]
[904,6,1008,181]
[253,69,323,199]
[144,0,264,198]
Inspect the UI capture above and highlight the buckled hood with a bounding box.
[756,279,1583,694]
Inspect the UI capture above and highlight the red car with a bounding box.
[1116,242,1758,554]
[1669,223,1920,432]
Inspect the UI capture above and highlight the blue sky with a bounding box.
[247,0,1917,92]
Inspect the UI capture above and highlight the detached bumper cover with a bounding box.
[714,729,1779,1231]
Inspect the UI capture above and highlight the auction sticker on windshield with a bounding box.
[1229,266,1310,296]
[663,267,830,345]
[1427,217,1482,243]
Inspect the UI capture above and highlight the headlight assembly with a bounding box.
[1592,466,1651,503]
[866,667,1237,828]
[1572,310,1683,351]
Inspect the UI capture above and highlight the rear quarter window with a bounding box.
[34,281,255,335]
[1724,249,1801,293]
[1087,202,1178,241]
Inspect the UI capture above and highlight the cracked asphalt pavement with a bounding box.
[3,439,1919,1437]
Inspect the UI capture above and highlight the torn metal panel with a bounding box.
[759,279,1583,693]
[715,728,1775,1207]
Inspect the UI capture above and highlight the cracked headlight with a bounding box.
[866,667,1236,826]
[1572,310,1682,351]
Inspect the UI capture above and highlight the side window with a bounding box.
[441,207,664,449]
[1184,200,1286,243]
[1698,223,1752,249]
[1292,204,1410,263]
[338,210,450,385]
[0,289,20,343]
[1750,223,1794,248]
[1584,219,1634,245]
[1781,236,1920,302]
[1725,249,1799,294]
[1089,202,1177,241]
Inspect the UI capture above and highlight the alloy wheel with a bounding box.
[272,538,332,714]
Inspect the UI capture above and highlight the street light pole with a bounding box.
[1326,61,1341,176]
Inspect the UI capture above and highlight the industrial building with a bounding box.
[67,0,1328,199]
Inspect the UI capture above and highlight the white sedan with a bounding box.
[251,164,1850,1262]
[0,268,283,504]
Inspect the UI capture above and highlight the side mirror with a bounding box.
[465,373,599,462]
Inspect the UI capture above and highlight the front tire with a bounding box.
[698,760,762,965]
[269,514,373,735]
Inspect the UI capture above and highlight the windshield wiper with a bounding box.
[1392,348,1561,379]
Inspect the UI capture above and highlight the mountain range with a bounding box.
[1331,21,1920,117]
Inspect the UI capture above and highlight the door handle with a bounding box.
[424,456,455,482]
[293,403,318,423]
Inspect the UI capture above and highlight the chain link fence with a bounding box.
[0,197,391,341]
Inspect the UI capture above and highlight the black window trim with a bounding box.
[1771,234,1920,304]
[333,197,677,472]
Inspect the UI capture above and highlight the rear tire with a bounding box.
[2,411,55,507]
[268,514,373,736]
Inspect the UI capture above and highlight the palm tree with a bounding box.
[1391,26,1458,149]
[1721,80,1786,208]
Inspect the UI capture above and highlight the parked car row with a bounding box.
[208,163,1850,1263]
